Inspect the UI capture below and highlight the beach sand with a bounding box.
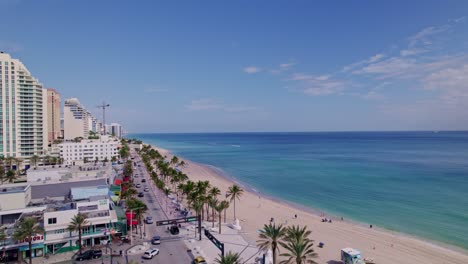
[153,146,468,264]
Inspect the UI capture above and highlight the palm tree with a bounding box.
[5,157,15,171]
[214,201,225,234]
[215,251,243,264]
[257,223,286,264]
[13,217,44,264]
[210,198,219,228]
[67,213,89,254]
[43,155,51,166]
[6,170,16,183]
[226,184,244,220]
[126,199,148,238]
[0,163,5,184]
[279,225,318,264]
[15,158,23,177]
[190,198,204,240]
[30,155,40,168]
[163,187,171,212]
[122,187,137,199]
[220,200,230,223]
[279,240,318,264]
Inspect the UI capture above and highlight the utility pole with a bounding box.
[97,102,110,135]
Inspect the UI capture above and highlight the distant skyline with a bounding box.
[1,0,467,132]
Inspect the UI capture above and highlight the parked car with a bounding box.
[142,248,159,259]
[151,235,161,245]
[75,250,102,261]
[144,187,150,192]
[193,256,207,264]
[146,216,154,224]
[138,192,144,198]
[136,183,141,188]
[141,179,146,183]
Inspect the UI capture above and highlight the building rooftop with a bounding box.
[0,184,30,194]
[31,179,107,199]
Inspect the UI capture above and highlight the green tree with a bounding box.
[257,223,286,264]
[214,200,225,234]
[126,198,148,238]
[226,184,244,220]
[220,200,230,223]
[5,157,15,171]
[6,170,16,183]
[0,162,5,184]
[279,225,318,264]
[215,251,243,264]
[13,217,44,264]
[163,187,171,212]
[67,213,89,254]
[15,158,23,177]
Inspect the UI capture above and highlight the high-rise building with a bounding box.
[0,52,47,158]
[110,123,123,139]
[46,88,61,144]
[63,98,90,140]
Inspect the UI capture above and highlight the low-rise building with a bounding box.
[0,180,126,261]
[59,135,119,166]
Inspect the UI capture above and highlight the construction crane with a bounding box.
[97,102,110,135]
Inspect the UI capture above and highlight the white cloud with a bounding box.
[243,66,261,74]
[342,53,385,72]
[354,57,416,76]
[423,64,468,106]
[185,98,256,112]
[280,63,295,69]
[400,48,427,57]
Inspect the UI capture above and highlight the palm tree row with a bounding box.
[137,144,245,235]
[257,223,318,264]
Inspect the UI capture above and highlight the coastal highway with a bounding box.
[126,150,193,264]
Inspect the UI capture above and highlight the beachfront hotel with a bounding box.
[0,52,48,158]
[58,135,119,166]
[46,88,61,144]
[63,98,91,140]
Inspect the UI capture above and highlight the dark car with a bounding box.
[141,179,146,183]
[138,192,144,198]
[75,250,102,261]
[170,225,179,235]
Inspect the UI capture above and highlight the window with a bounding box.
[48,218,57,224]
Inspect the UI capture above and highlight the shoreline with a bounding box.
[151,144,468,263]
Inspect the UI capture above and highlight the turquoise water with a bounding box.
[130,132,468,250]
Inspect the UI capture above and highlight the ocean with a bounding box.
[129,132,468,250]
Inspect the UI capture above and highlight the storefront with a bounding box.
[19,243,44,259]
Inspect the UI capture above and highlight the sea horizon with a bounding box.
[130,131,468,251]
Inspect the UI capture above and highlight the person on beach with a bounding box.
[294,214,297,219]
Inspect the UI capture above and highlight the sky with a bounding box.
[1,0,467,132]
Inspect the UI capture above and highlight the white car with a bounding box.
[144,187,149,192]
[142,248,159,259]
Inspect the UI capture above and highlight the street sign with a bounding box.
[156,216,198,226]
[204,229,224,256]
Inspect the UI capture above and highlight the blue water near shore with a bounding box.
[130,132,468,250]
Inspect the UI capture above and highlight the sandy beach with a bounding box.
[152,145,468,264]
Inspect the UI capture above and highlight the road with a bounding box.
[84,150,193,264]
[126,149,193,264]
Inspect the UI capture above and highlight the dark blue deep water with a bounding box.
[130,132,468,249]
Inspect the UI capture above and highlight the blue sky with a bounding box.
[1,0,467,132]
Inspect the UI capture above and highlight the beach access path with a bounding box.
[152,145,468,264]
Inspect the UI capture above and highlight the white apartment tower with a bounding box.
[110,123,123,139]
[63,98,90,140]
[0,52,47,158]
